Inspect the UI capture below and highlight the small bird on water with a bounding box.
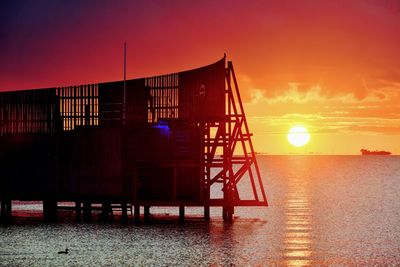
[58,248,69,254]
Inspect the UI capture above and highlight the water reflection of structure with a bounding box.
[284,176,312,266]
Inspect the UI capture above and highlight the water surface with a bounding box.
[1,156,399,266]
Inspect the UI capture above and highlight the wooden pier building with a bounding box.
[0,56,267,222]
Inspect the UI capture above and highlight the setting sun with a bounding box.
[288,126,310,147]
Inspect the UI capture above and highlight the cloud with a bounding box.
[248,83,392,104]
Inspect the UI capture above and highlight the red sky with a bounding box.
[1,0,399,154]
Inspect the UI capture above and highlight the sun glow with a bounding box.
[288,126,310,147]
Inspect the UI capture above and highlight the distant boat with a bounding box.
[360,149,391,155]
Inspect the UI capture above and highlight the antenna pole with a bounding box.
[123,42,126,125]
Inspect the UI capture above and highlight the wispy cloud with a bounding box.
[248,83,394,104]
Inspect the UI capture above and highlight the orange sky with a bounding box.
[1,0,399,154]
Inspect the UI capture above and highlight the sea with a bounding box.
[1,156,399,266]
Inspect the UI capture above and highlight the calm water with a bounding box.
[1,156,400,266]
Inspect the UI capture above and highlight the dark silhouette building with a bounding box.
[0,56,267,222]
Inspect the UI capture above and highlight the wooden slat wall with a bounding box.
[56,84,99,131]
[145,73,179,123]
[98,81,123,125]
[0,88,60,135]
[0,56,226,134]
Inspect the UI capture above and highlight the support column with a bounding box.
[134,205,140,222]
[179,206,185,222]
[1,200,5,220]
[75,201,81,222]
[121,202,128,222]
[226,206,233,222]
[223,203,234,222]
[7,200,12,221]
[204,179,210,221]
[204,205,210,220]
[223,200,234,222]
[144,206,150,221]
[83,201,92,222]
[101,202,111,221]
[222,205,227,220]
[1,199,12,222]
[43,200,57,222]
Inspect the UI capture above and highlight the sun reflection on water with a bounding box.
[284,177,313,267]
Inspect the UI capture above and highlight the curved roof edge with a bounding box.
[0,55,227,93]
[102,54,226,85]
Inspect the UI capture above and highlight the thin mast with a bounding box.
[123,42,126,125]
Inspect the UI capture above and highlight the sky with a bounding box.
[1,0,399,154]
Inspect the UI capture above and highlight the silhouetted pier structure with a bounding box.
[0,56,267,222]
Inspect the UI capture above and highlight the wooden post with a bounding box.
[1,200,5,220]
[43,200,57,222]
[6,199,12,221]
[101,202,111,221]
[1,199,12,222]
[75,201,81,222]
[134,205,140,222]
[223,196,234,222]
[223,189,234,222]
[121,202,128,222]
[179,206,185,222]
[144,206,150,221]
[226,206,233,222]
[204,205,210,220]
[83,201,92,222]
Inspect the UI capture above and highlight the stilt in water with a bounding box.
[83,201,92,222]
[179,206,185,222]
[227,206,234,222]
[1,199,12,223]
[144,206,150,221]
[75,201,81,222]
[223,204,233,222]
[204,205,210,221]
[101,202,111,221]
[121,202,128,222]
[134,205,140,223]
[43,200,57,222]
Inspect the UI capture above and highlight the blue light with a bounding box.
[152,120,170,130]
[153,124,169,130]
